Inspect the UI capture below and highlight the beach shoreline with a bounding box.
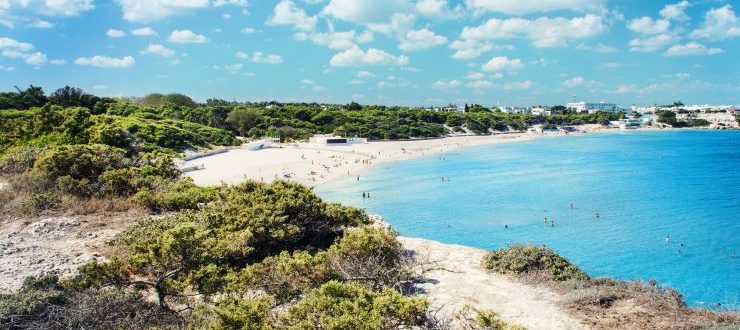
[183,124,667,189]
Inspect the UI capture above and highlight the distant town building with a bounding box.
[566,102,619,113]
[500,106,531,114]
[426,103,465,112]
[531,105,552,116]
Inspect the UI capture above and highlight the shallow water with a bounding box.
[316,130,740,308]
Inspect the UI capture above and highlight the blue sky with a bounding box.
[0,0,738,107]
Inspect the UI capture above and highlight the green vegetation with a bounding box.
[2,181,435,329]
[656,110,711,128]
[481,244,589,282]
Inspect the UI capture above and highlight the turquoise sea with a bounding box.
[316,131,740,308]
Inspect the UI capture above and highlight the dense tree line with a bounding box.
[1,85,626,144]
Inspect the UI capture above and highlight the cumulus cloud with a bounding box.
[168,30,208,43]
[448,39,512,59]
[628,33,678,52]
[398,28,447,51]
[0,37,47,66]
[481,56,522,72]
[131,27,157,36]
[322,0,411,25]
[432,79,462,89]
[465,0,605,15]
[295,29,373,50]
[140,44,175,57]
[115,0,246,22]
[329,45,409,67]
[267,0,317,31]
[575,43,617,53]
[660,1,690,22]
[562,76,586,88]
[690,5,740,41]
[502,80,532,90]
[235,51,284,64]
[74,55,136,68]
[627,17,670,35]
[107,29,126,37]
[0,0,93,28]
[460,14,606,48]
[662,42,723,56]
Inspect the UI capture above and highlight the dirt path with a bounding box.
[400,237,589,330]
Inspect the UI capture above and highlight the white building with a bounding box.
[531,106,552,116]
[567,102,619,113]
[500,106,531,114]
[309,134,367,146]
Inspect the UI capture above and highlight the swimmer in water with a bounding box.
[665,236,671,244]
[595,213,600,218]
[569,203,574,209]
[504,224,508,229]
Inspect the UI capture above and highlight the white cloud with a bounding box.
[131,27,157,36]
[301,79,316,84]
[0,65,15,71]
[432,79,462,89]
[398,28,447,51]
[224,63,243,73]
[168,29,208,43]
[74,55,136,68]
[115,0,208,22]
[267,0,317,31]
[660,1,690,22]
[575,43,617,53]
[465,0,605,15]
[114,0,246,22]
[348,79,364,84]
[0,37,47,66]
[355,70,373,77]
[322,0,411,25]
[93,84,107,90]
[460,14,606,48]
[628,33,678,52]
[690,5,740,41]
[235,51,284,64]
[251,52,284,64]
[329,45,409,67]
[140,44,175,57]
[0,0,90,28]
[448,39,512,60]
[415,0,465,19]
[481,56,522,72]
[502,80,532,90]
[241,26,260,34]
[627,17,670,35]
[107,29,126,38]
[663,42,723,56]
[466,72,485,80]
[50,59,65,65]
[295,30,373,50]
[466,80,493,89]
[562,76,585,88]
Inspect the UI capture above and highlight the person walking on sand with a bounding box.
[362,192,366,199]
[357,175,360,181]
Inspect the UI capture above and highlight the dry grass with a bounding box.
[560,278,740,330]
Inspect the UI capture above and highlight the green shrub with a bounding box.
[0,146,44,175]
[481,244,588,282]
[191,297,274,330]
[279,281,428,330]
[20,192,61,213]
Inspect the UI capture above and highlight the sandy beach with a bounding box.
[181,130,582,188]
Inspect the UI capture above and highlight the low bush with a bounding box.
[481,244,588,282]
[279,280,428,329]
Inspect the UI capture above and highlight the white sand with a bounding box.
[183,132,564,187]
[401,237,587,330]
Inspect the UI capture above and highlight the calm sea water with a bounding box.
[316,131,740,308]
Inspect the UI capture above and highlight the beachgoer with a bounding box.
[367,192,371,198]
[595,213,600,218]
[665,236,671,244]
[362,192,366,198]
[504,224,508,229]
[357,175,360,181]
[569,203,574,209]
